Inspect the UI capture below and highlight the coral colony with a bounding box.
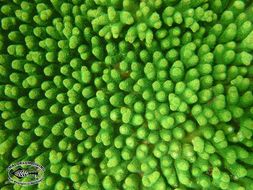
[0,0,253,189]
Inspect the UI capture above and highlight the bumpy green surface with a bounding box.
[0,0,253,189]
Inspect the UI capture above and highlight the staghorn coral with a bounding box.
[0,0,253,189]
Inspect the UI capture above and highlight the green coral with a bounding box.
[0,0,253,190]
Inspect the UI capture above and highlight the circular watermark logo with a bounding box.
[7,161,45,186]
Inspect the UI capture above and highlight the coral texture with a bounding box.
[0,0,253,189]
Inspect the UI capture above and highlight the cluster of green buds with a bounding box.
[0,0,253,190]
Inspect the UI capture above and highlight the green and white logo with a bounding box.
[7,161,45,186]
